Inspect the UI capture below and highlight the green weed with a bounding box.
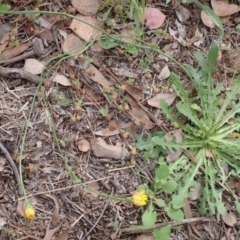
[135,44,240,239]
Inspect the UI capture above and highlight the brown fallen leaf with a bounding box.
[44,194,60,227]
[84,64,112,89]
[3,41,31,60]
[62,33,85,54]
[165,129,183,162]
[77,138,91,152]
[24,58,45,75]
[201,10,215,28]
[69,14,102,41]
[84,181,100,201]
[147,93,176,108]
[0,33,9,55]
[55,228,69,240]
[125,84,143,101]
[94,127,120,137]
[43,226,61,240]
[53,74,72,86]
[72,0,101,16]
[211,0,240,17]
[144,7,166,29]
[222,212,237,227]
[91,137,130,160]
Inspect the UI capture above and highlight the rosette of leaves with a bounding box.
[136,44,240,227]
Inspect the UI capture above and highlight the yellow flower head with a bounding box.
[131,190,148,206]
[24,205,35,220]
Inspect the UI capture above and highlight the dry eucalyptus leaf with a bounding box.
[119,28,136,43]
[176,6,191,22]
[94,128,120,137]
[44,194,60,227]
[3,41,31,60]
[0,218,6,229]
[84,181,100,201]
[165,129,183,162]
[211,0,240,16]
[71,0,100,15]
[69,14,102,41]
[222,212,237,226]
[24,58,45,75]
[55,228,69,240]
[201,10,215,28]
[77,138,91,152]
[0,157,6,172]
[91,137,130,160]
[158,65,170,80]
[85,64,112,88]
[147,93,176,108]
[144,7,166,29]
[43,226,61,240]
[62,33,85,54]
[53,74,71,86]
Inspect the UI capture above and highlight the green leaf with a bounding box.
[171,195,185,209]
[0,4,11,11]
[101,39,118,49]
[153,225,171,240]
[142,207,157,228]
[155,164,169,182]
[162,180,177,194]
[154,198,166,208]
[165,204,184,221]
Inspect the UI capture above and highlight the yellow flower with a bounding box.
[131,190,148,206]
[24,205,35,220]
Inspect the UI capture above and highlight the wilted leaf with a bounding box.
[43,226,61,240]
[71,0,100,15]
[53,74,71,86]
[222,212,237,226]
[169,20,186,45]
[211,0,240,17]
[147,93,176,108]
[91,137,130,160]
[24,58,45,75]
[125,84,143,100]
[201,10,215,28]
[77,138,91,152]
[158,65,170,80]
[62,33,85,54]
[69,14,102,41]
[206,149,214,159]
[144,7,166,29]
[0,33,9,56]
[189,184,202,200]
[44,194,60,227]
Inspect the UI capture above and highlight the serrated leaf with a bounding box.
[153,225,171,240]
[142,208,157,228]
[162,180,177,194]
